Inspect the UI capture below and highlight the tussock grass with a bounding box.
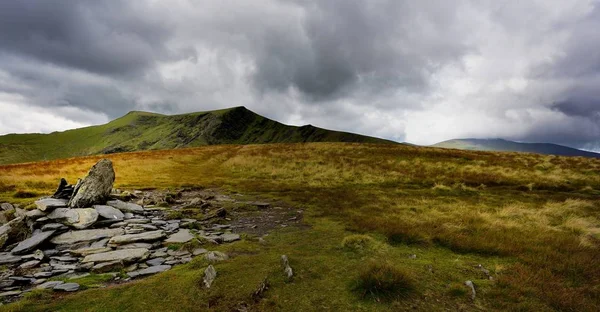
[353,260,416,300]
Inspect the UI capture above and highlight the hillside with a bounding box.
[0,106,394,165]
[1,143,600,311]
[432,138,600,158]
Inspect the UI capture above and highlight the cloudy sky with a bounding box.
[1,0,599,150]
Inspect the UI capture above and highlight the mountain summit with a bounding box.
[0,106,394,165]
[432,138,600,158]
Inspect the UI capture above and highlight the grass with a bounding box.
[353,261,416,300]
[0,142,599,311]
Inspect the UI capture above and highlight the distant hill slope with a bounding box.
[432,138,600,158]
[0,106,395,165]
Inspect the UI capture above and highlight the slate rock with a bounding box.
[18,260,41,269]
[82,248,149,263]
[164,229,195,244]
[205,251,229,262]
[35,198,68,212]
[221,233,240,243]
[68,208,99,229]
[106,200,144,213]
[107,230,166,246]
[53,282,80,292]
[146,257,165,266]
[11,230,55,255]
[33,272,55,278]
[41,223,68,232]
[52,178,74,200]
[50,228,124,245]
[116,243,153,250]
[127,265,171,278]
[0,203,14,211]
[92,261,124,273]
[25,209,47,219]
[37,280,64,289]
[203,265,217,288]
[192,248,208,256]
[69,247,112,257]
[0,217,28,249]
[69,159,115,208]
[46,208,79,224]
[93,205,124,221]
[0,290,22,297]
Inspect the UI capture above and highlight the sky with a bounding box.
[1,0,600,150]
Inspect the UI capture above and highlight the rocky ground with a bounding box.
[0,160,303,305]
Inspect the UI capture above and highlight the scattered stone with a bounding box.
[0,290,22,297]
[465,280,476,301]
[116,243,153,250]
[0,203,14,211]
[0,217,28,249]
[25,209,47,219]
[167,250,191,257]
[93,205,125,221]
[203,265,216,288]
[252,277,269,302]
[75,262,94,272]
[9,276,35,285]
[205,251,228,262]
[221,233,240,243]
[281,255,293,280]
[50,255,79,262]
[69,208,99,229]
[91,238,110,248]
[127,264,171,278]
[92,261,124,273]
[106,200,144,213]
[68,272,90,280]
[82,248,150,264]
[35,198,68,212]
[36,280,64,289]
[46,208,79,224]
[476,264,493,280]
[18,260,41,269]
[11,231,55,255]
[53,282,80,292]
[146,258,165,266]
[192,248,208,256]
[408,254,417,259]
[107,230,166,246]
[33,272,54,278]
[50,228,124,245]
[69,159,115,208]
[164,229,195,244]
[52,178,74,200]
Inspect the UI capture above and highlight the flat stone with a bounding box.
[205,251,228,262]
[192,248,208,256]
[9,276,35,284]
[131,224,158,231]
[106,200,144,213]
[125,229,145,234]
[146,257,165,266]
[69,247,112,256]
[167,250,191,257]
[0,280,15,288]
[151,220,167,225]
[50,261,77,270]
[108,230,165,246]
[116,243,153,249]
[92,261,124,273]
[109,221,127,228]
[37,280,64,289]
[50,255,79,262]
[82,248,149,263]
[19,260,41,269]
[126,219,151,224]
[0,203,14,211]
[93,205,124,221]
[75,262,94,272]
[34,272,54,278]
[46,208,79,224]
[50,228,124,245]
[0,290,22,297]
[41,223,68,232]
[68,273,90,280]
[35,198,68,212]
[127,265,171,278]
[26,209,47,219]
[0,252,22,264]
[69,208,99,229]
[53,282,79,292]
[164,229,195,244]
[123,213,134,219]
[221,233,241,243]
[11,230,55,255]
[90,238,110,248]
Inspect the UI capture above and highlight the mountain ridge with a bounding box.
[432,138,600,158]
[0,106,395,165]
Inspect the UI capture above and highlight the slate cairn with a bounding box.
[0,159,239,303]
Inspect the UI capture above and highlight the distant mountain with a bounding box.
[432,138,600,158]
[0,106,395,165]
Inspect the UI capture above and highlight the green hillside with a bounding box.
[0,106,394,164]
[432,138,600,158]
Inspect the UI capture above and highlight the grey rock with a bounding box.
[26,209,47,219]
[37,280,64,289]
[69,159,115,208]
[109,221,127,228]
[163,223,179,232]
[41,223,68,232]
[123,213,134,219]
[0,290,22,297]
[42,249,59,257]
[116,243,153,250]
[281,255,293,279]
[465,280,476,300]
[18,260,41,269]
[131,224,158,231]
[205,251,228,262]
[146,257,165,266]
[50,228,124,245]
[127,265,171,278]
[106,200,144,213]
[164,229,195,244]
[180,257,192,264]
[0,217,28,249]
[75,262,94,272]
[68,273,90,280]
[50,255,79,262]
[53,282,80,292]
[92,261,124,273]
[70,247,112,256]
[108,230,166,246]
[192,248,208,256]
[35,198,68,212]
[125,228,145,234]
[34,272,55,278]
[46,208,79,224]
[0,280,15,288]
[151,220,167,226]
[90,238,110,248]
[11,230,55,255]
[50,261,77,271]
[221,233,240,243]
[0,203,14,211]
[125,219,151,224]
[203,265,217,288]
[63,208,99,229]
[82,248,149,263]
[93,205,124,221]
[9,276,35,284]
[167,250,191,257]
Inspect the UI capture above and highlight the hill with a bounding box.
[0,106,394,164]
[1,143,599,311]
[432,138,600,158]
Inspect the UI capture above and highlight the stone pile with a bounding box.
[0,159,240,302]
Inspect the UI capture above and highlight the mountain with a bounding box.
[432,138,600,158]
[0,106,395,165]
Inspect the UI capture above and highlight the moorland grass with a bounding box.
[0,142,599,311]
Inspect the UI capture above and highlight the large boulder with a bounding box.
[81,248,149,263]
[10,231,55,255]
[69,159,115,208]
[50,228,124,245]
[0,217,29,249]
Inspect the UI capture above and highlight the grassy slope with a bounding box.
[1,143,600,311]
[0,107,393,165]
[433,138,600,158]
